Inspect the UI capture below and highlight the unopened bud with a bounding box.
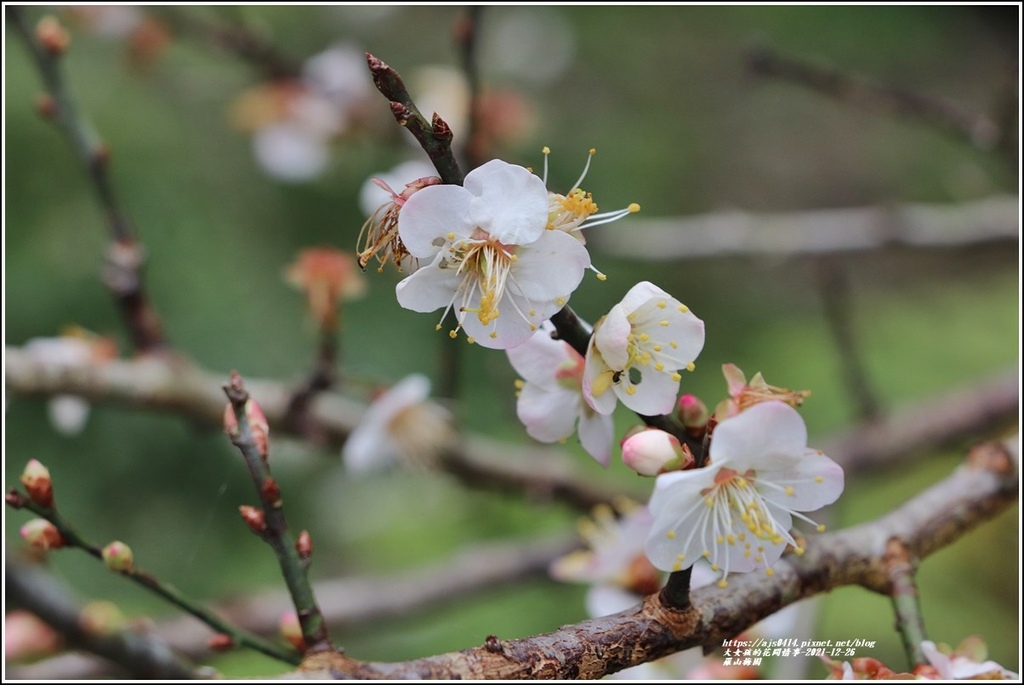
[21,459,54,508]
[36,16,71,55]
[35,94,57,119]
[20,519,64,550]
[621,429,691,476]
[247,400,270,460]
[207,633,235,651]
[676,394,709,438]
[279,612,305,652]
[296,530,313,562]
[261,477,281,507]
[239,505,266,535]
[101,541,134,572]
[79,600,126,635]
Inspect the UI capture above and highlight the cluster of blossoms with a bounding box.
[358,150,844,592]
[821,636,1018,680]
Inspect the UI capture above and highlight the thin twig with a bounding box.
[9,6,166,353]
[4,492,296,664]
[224,372,332,654]
[455,6,487,170]
[745,43,1002,151]
[883,539,928,669]
[365,52,464,185]
[815,256,883,422]
[152,6,300,80]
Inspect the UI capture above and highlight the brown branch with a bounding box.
[745,43,1003,151]
[587,195,1018,262]
[5,345,1016,508]
[883,539,928,668]
[290,439,1019,678]
[9,6,166,353]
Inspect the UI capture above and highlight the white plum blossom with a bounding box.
[583,281,705,416]
[395,159,590,349]
[342,374,455,474]
[921,639,1019,680]
[645,401,844,587]
[506,322,613,466]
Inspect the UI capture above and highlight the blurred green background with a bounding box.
[4,5,1018,679]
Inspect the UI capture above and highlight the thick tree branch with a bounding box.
[5,346,1016,506]
[588,195,1018,262]
[290,439,1018,679]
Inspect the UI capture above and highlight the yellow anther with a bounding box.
[716,536,724,544]
[449,330,458,339]
[514,379,524,389]
[717,579,729,588]
[529,324,537,331]
[666,530,676,539]
[817,524,826,532]
[655,363,665,371]
[671,373,682,382]
[794,547,805,556]
[676,553,685,561]
[542,146,551,154]
[711,564,720,572]
[657,301,666,309]
[653,344,661,351]
[466,336,475,344]
[765,568,774,577]
[670,341,678,349]
[490,331,498,338]
[678,304,689,313]
[589,147,596,155]
[628,203,640,212]
[659,320,669,327]
[815,476,824,483]
[785,486,795,496]
[705,497,714,507]
[596,272,607,281]
[686,362,696,372]
[702,550,711,557]
[556,297,566,306]
[672,561,682,571]
[726,534,735,544]
[447,232,455,240]
[625,386,637,395]
[435,324,443,331]
[639,333,649,341]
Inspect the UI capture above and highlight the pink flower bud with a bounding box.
[223,402,239,439]
[20,459,53,508]
[20,519,64,550]
[207,633,235,651]
[621,429,688,476]
[101,541,134,572]
[36,16,70,55]
[239,505,266,535]
[279,611,305,652]
[296,530,313,562]
[676,394,709,438]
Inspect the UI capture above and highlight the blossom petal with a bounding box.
[593,306,631,370]
[394,254,462,313]
[617,281,668,314]
[460,295,541,349]
[464,160,548,245]
[517,383,578,443]
[582,342,619,415]
[509,230,590,301]
[760,449,845,512]
[709,401,808,470]
[645,469,718,572]
[397,184,475,257]
[506,326,575,388]
[615,365,680,416]
[577,409,614,467]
